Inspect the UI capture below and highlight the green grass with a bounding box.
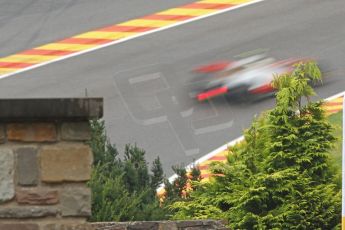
[327,111,343,169]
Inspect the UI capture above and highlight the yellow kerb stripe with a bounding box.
[324,97,344,111]
[0,55,57,63]
[0,68,17,74]
[119,19,177,27]
[200,169,210,174]
[75,31,137,40]
[37,43,96,51]
[325,105,343,110]
[199,0,253,4]
[202,177,210,181]
[158,8,216,17]
[229,0,255,4]
[333,97,343,102]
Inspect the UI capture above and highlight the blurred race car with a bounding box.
[190,54,311,102]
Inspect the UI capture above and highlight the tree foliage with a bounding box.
[169,61,341,229]
[88,120,167,221]
[88,120,204,221]
[163,163,202,202]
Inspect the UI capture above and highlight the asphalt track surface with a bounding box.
[0,0,344,174]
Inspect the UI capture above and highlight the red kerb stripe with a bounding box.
[98,25,154,32]
[198,165,209,170]
[20,49,75,56]
[142,14,194,21]
[0,62,34,68]
[58,38,112,45]
[180,3,233,9]
[324,102,343,106]
[208,155,227,161]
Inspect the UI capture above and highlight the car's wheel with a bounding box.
[226,85,250,102]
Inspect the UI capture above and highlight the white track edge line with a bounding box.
[0,0,265,80]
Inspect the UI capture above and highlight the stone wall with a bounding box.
[90,220,229,230]
[0,98,102,230]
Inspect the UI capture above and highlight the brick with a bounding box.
[16,188,59,205]
[60,187,91,217]
[7,123,57,142]
[0,124,5,143]
[0,148,15,202]
[0,223,39,230]
[40,144,92,182]
[61,122,91,141]
[16,147,39,186]
[0,206,57,218]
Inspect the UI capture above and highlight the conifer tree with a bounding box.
[163,163,202,201]
[169,61,341,228]
[88,120,168,221]
[151,156,164,190]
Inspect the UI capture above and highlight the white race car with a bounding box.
[191,54,311,102]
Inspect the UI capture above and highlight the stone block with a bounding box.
[42,223,93,230]
[7,123,57,142]
[91,222,128,230]
[40,144,92,182]
[0,124,5,143]
[176,221,204,228]
[158,222,178,230]
[60,187,91,217]
[16,147,39,186]
[61,122,91,141]
[90,221,229,230]
[0,206,57,218]
[0,223,39,230]
[16,188,59,205]
[128,222,159,230]
[0,148,15,202]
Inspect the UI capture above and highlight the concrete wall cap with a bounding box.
[0,98,103,121]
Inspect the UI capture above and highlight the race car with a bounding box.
[190,54,311,102]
